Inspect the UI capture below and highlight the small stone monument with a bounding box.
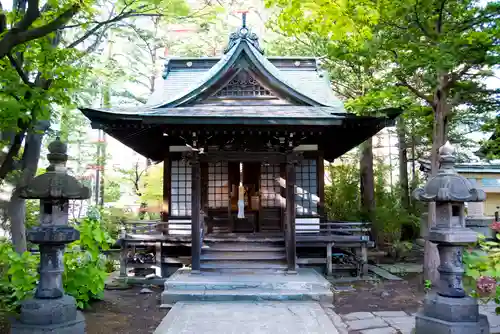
[413,142,490,334]
[10,138,90,334]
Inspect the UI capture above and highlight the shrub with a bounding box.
[325,159,420,249]
[0,208,114,312]
[463,234,500,312]
[64,209,115,309]
[0,242,37,313]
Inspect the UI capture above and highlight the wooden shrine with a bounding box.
[81,19,399,277]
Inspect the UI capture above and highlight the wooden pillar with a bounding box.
[191,153,201,273]
[119,227,127,278]
[285,159,297,274]
[326,242,333,276]
[161,155,171,233]
[317,152,325,219]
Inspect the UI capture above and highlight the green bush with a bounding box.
[463,234,500,311]
[64,210,115,309]
[324,159,420,249]
[0,242,38,313]
[0,208,115,313]
[101,207,135,240]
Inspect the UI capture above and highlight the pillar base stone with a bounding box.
[422,293,479,322]
[415,313,489,334]
[10,295,85,334]
[415,294,489,334]
[11,310,85,334]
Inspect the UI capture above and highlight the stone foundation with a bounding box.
[11,311,85,334]
[416,313,489,334]
[11,295,85,334]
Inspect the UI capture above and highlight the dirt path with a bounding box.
[333,273,425,314]
[84,285,167,334]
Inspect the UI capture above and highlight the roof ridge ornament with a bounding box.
[224,12,264,55]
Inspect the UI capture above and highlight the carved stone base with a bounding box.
[422,293,479,322]
[11,311,85,334]
[415,313,489,334]
[10,295,85,334]
[415,294,489,334]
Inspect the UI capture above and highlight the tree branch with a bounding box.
[0,1,7,34]
[14,0,40,31]
[448,64,473,87]
[414,0,433,38]
[7,53,34,87]
[0,120,28,181]
[397,76,434,105]
[436,0,447,34]
[0,3,80,59]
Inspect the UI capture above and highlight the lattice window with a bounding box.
[295,160,318,216]
[214,71,273,98]
[171,160,192,217]
[260,164,281,207]
[208,162,229,208]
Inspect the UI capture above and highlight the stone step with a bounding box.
[200,261,288,270]
[165,278,330,292]
[161,288,333,304]
[200,252,286,261]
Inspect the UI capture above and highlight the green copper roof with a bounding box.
[146,27,343,109]
[81,105,345,126]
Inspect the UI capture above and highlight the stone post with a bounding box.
[413,142,489,334]
[10,138,91,334]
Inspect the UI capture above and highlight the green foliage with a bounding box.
[325,163,361,221]
[0,242,38,313]
[104,180,122,203]
[325,159,420,247]
[140,163,164,207]
[265,0,500,155]
[24,200,40,230]
[0,209,114,313]
[64,211,114,309]
[479,117,500,160]
[101,207,135,240]
[463,234,500,306]
[424,279,432,293]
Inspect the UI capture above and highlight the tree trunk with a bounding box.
[396,117,410,209]
[360,139,376,240]
[9,120,49,254]
[424,85,449,285]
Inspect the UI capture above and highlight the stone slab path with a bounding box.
[327,303,500,334]
[154,301,340,334]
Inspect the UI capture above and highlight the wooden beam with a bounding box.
[199,151,287,163]
[190,153,202,273]
[285,158,297,274]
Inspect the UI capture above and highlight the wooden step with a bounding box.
[203,243,285,252]
[201,252,286,261]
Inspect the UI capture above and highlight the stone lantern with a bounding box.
[10,138,90,334]
[413,142,489,334]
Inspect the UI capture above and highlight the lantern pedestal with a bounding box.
[11,226,85,334]
[416,294,489,334]
[8,138,90,334]
[11,296,85,334]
